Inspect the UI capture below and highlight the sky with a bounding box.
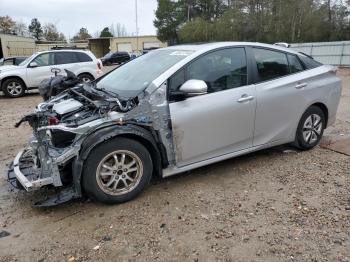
[0,0,158,38]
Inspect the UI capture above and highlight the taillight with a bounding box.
[97,62,102,70]
[48,117,60,126]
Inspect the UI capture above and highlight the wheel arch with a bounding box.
[72,124,167,196]
[293,102,329,146]
[77,72,95,80]
[310,102,329,128]
[1,75,27,90]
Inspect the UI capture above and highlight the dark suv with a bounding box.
[101,51,130,66]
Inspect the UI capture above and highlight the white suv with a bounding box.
[0,50,103,98]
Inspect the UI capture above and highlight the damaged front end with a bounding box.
[7,49,191,207]
[7,81,156,207]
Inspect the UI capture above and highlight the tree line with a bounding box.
[154,0,350,44]
[0,16,129,42]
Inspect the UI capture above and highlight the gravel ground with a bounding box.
[0,71,349,262]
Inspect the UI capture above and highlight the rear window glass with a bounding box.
[55,52,79,65]
[298,55,322,69]
[76,52,93,62]
[253,48,289,82]
[287,54,304,73]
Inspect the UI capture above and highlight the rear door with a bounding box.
[250,47,309,146]
[169,47,257,167]
[53,52,80,74]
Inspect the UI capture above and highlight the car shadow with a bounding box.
[4,144,299,213]
[152,144,299,184]
[0,90,39,99]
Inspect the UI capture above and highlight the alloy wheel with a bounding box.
[7,81,23,96]
[302,114,323,144]
[96,150,143,196]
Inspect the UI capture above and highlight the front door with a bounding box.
[26,53,55,87]
[168,47,257,167]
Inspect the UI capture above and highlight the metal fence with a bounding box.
[291,41,350,67]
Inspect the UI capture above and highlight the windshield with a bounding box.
[19,53,37,66]
[96,49,193,99]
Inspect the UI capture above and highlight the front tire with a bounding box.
[294,106,325,150]
[2,78,25,98]
[82,138,153,204]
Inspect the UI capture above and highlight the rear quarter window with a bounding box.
[76,52,93,62]
[298,55,322,69]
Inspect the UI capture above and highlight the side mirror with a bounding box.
[29,62,38,68]
[179,79,207,96]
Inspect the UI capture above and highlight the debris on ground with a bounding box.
[0,230,10,238]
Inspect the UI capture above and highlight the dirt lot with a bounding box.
[0,71,349,262]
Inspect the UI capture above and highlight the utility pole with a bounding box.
[135,0,139,53]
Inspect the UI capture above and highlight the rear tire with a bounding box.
[2,78,25,98]
[294,106,325,150]
[82,138,153,204]
[78,73,94,83]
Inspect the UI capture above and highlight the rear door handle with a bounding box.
[237,94,254,103]
[295,83,307,89]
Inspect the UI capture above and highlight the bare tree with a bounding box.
[0,15,16,34]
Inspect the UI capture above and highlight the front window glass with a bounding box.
[19,54,36,66]
[186,47,247,93]
[169,68,185,93]
[96,49,193,99]
[253,48,289,82]
[32,53,54,67]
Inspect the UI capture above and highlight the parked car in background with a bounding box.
[0,56,27,66]
[142,47,160,55]
[9,42,342,206]
[0,50,103,98]
[101,51,130,66]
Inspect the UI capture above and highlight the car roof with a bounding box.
[36,49,90,54]
[163,42,299,55]
[5,56,27,59]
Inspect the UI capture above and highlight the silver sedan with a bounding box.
[10,42,342,205]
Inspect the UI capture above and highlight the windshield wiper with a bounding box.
[89,83,120,98]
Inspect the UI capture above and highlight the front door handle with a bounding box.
[237,94,254,103]
[295,83,307,89]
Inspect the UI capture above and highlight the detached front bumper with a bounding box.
[7,148,81,207]
[8,150,55,191]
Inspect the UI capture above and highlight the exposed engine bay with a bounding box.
[7,71,172,207]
